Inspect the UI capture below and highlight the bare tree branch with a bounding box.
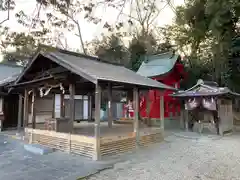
[115,0,127,22]
[148,2,168,25]
[0,0,10,25]
[75,20,86,54]
[58,7,86,54]
[135,0,143,25]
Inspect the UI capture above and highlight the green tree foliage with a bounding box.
[129,32,174,72]
[168,0,240,89]
[89,33,130,67]
[128,37,146,72]
[1,30,57,65]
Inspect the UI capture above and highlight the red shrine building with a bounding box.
[136,52,186,126]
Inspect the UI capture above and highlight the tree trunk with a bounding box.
[76,21,86,55]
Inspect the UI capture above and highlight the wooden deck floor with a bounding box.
[32,121,161,138]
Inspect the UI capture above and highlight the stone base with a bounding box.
[193,122,218,135]
[149,118,180,129]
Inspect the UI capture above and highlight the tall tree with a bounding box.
[89,33,130,67]
[166,0,240,87]
[1,31,57,65]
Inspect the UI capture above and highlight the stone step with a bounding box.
[24,144,54,155]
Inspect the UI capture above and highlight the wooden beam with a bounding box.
[94,83,101,160]
[69,84,75,132]
[10,74,67,89]
[34,66,69,79]
[160,91,164,130]
[31,89,36,129]
[17,94,23,133]
[23,89,29,128]
[133,87,139,146]
[107,83,113,128]
[10,76,54,88]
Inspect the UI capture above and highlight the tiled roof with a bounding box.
[172,79,240,97]
[137,52,180,77]
[0,63,23,86]
[43,51,175,90]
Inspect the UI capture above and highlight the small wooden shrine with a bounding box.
[172,79,240,135]
[11,48,175,160]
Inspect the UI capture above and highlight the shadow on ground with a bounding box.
[0,135,114,180]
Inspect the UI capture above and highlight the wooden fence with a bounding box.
[100,129,163,157]
[25,128,96,159]
[25,128,163,160]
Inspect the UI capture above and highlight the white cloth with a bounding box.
[185,98,199,110]
[202,98,216,110]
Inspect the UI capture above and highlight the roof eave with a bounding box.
[46,53,98,84]
[137,53,180,77]
[13,52,41,86]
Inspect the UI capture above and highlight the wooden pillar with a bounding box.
[180,109,185,129]
[69,84,75,132]
[88,94,92,121]
[31,89,36,129]
[107,83,113,128]
[94,83,101,160]
[133,87,139,146]
[17,94,23,133]
[160,91,164,130]
[146,90,151,126]
[23,89,29,128]
[0,98,3,131]
[185,110,189,131]
[60,93,65,118]
[52,94,55,118]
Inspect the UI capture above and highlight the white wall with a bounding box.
[54,94,89,120]
[27,94,90,124]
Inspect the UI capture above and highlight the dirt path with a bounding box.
[89,133,240,180]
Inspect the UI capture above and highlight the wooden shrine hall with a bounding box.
[11,49,175,160]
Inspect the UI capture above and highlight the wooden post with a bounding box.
[80,95,84,120]
[52,94,55,118]
[31,89,36,129]
[17,94,23,133]
[69,84,75,133]
[0,97,3,132]
[94,83,101,160]
[23,89,29,128]
[88,94,92,121]
[160,91,164,130]
[185,110,189,131]
[146,90,151,126]
[180,109,185,129]
[107,83,113,128]
[133,87,139,146]
[60,93,65,118]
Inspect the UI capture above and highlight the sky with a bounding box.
[0,0,184,60]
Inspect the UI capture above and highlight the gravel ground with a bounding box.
[89,133,240,180]
[0,135,113,180]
